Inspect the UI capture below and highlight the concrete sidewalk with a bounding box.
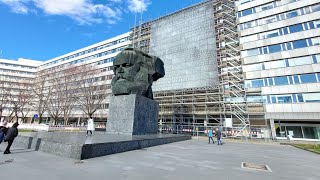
[1,139,319,180]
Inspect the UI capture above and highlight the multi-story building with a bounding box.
[0,58,41,122]
[238,0,320,139]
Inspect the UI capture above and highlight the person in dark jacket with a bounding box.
[0,121,8,144]
[216,128,222,145]
[3,122,19,154]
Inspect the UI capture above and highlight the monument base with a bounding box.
[13,132,191,160]
[106,94,159,135]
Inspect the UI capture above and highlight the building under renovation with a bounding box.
[132,0,320,140]
[132,0,255,136]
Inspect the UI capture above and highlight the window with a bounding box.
[286,10,299,18]
[251,79,264,88]
[268,78,274,86]
[283,27,289,35]
[264,16,277,24]
[247,96,264,102]
[289,24,304,33]
[241,21,255,30]
[294,75,300,83]
[256,3,274,12]
[242,48,259,57]
[300,74,317,83]
[312,4,320,12]
[274,76,289,85]
[243,64,261,72]
[240,34,256,43]
[292,39,308,49]
[241,8,254,17]
[288,56,313,66]
[315,20,320,28]
[310,37,320,46]
[268,44,282,53]
[286,42,293,50]
[260,29,279,39]
[303,93,320,102]
[264,60,286,69]
[277,95,292,103]
[297,94,304,102]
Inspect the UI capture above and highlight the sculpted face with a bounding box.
[111,50,149,96]
[113,57,139,83]
[111,48,165,99]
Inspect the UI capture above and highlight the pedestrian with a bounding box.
[0,121,8,144]
[208,129,214,144]
[216,128,222,145]
[86,117,95,136]
[3,122,19,154]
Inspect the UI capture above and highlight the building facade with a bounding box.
[238,0,320,139]
[0,58,41,122]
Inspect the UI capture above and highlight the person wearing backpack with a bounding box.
[3,122,19,154]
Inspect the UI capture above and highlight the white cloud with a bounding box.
[0,0,123,25]
[33,0,122,25]
[0,0,31,14]
[128,0,151,13]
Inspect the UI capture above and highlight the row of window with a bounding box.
[237,0,300,17]
[0,63,36,69]
[236,0,255,6]
[239,3,320,30]
[0,68,34,75]
[243,54,320,72]
[240,19,320,43]
[44,45,128,73]
[267,93,320,103]
[40,37,130,68]
[245,73,320,88]
[247,92,320,103]
[242,37,320,57]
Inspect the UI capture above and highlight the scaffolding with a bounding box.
[214,0,250,136]
[154,86,222,130]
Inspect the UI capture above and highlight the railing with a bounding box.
[8,122,106,132]
[158,124,271,139]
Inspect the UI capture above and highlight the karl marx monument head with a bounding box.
[111,48,165,100]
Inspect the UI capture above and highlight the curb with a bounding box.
[289,144,320,155]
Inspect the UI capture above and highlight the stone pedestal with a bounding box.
[106,94,159,135]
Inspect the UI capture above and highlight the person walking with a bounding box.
[0,121,8,144]
[3,122,19,154]
[86,117,95,136]
[207,129,214,144]
[216,128,222,145]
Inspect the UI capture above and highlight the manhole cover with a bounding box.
[0,159,14,165]
[241,162,272,172]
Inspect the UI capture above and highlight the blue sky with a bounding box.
[0,0,203,61]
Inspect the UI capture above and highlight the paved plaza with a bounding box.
[0,138,319,180]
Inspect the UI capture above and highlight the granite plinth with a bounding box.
[15,132,191,159]
[106,94,159,135]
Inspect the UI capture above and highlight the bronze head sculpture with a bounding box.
[111,48,165,99]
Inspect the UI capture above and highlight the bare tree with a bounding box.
[60,66,79,125]
[0,76,10,121]
[46,68,64,124]
[32,70,52,124]
[7,80,32,123]
[17,81,33,123]
[76,64,108,118]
